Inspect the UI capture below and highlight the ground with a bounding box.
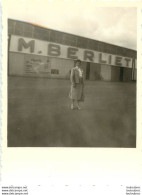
[8,77,136,147]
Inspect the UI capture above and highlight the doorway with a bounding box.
[86,62,90,80]
[132,59,136,81]
[119,67,124,81]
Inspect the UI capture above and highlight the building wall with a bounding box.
[50,58,73,78]
[9,51,136,82]
[24,54,51,77]
[9,52,25,75]
[8,19,137,59]
[8,19,137,82]
[89,63,101,80]
[9,52,74,78]
[9,51,135,82]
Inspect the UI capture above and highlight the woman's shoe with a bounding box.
[71,105,75,110]
[77,105,81,110]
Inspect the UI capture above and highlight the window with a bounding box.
[86,39,99,51]
[33,26,50,41]
[15,21,24,36]
[77,37,87,48]
[51,69,59,74]
[62,33,77,46]
[8,20,15,34]
[50,31,63,44]
[23,23,33,38]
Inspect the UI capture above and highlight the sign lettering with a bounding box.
[18,38,35,53]
[99,53,107,64]
[84,50,94,61]
[115,56,122,66]
[9,35,136,68]
[48,44,61,56]
[67,47,78,59]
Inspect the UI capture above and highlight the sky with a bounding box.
[7,1,137,50]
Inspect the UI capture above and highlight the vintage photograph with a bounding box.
[7,6,137,147]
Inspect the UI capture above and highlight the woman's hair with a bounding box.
[74,59,81,64]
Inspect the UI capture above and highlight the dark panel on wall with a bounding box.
[33,26,50,41]
[14,29,24,36]
[23,23,33,32]
[87,39,96,50]
[50,30,63,44]
[85,39,99,51]
[98,42,118,55]
[23,31,33,37]
[100,43,111,53]
[123,67,132,82]
[92,40,99,51]
[109,45,117,55]
[8,19,15,34]
[62,33,77,47]
[119,67,124,82]
[77,37,88,48]
[129,50,137,59]
[14,21,24,36]
[111,66,120,82]
[86,62,90,80]
[23,23,33,38]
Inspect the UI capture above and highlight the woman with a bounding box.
[69,59,85,110]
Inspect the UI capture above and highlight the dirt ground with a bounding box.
[8,77,136,147]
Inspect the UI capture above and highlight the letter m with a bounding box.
[18,38,35,53]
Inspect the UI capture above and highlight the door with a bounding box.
[132,59,136,81]
[86,62,90,80]
[119,67,124,81]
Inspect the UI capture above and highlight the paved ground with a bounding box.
[8,77,136,147]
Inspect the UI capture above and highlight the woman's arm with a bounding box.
[70,68,76,87]
[82,70,85,85]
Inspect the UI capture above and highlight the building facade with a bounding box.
[8,19,137,81]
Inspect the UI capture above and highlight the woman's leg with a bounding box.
[71,99,75,109]
[76,100,81,109]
